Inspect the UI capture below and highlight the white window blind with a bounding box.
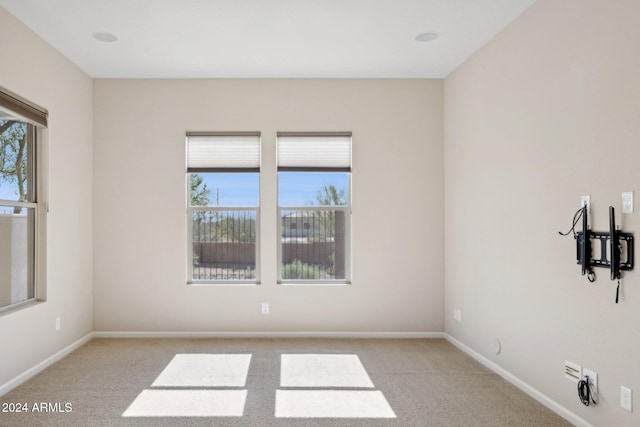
[187,132,260,172]
[277,132,351,171]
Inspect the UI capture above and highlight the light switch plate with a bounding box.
[621,386,632,412]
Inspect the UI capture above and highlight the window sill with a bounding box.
[278,281,351,286]
[0,298,43,317]
[187,281,260,287]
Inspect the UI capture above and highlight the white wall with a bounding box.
[445,0,640,425]
[0,8,93,387]
[93,79,444,333]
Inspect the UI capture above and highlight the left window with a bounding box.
[0,86,47,313]
[186,132,260,284]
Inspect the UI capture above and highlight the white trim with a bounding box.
[0,332,93,397]
[94,331,444,339]
[444,334,593,427]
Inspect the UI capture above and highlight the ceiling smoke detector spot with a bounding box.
[93,32,118,43]
[415,32,440,42]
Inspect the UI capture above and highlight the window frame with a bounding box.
[186,132,261,286]
[276,132,352,285]
[0,86,48,315]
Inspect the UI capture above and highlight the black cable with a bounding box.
[578,376,596,406]
[559,206,597,280]
[558,206,586,242]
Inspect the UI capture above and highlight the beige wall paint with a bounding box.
[445,0,640,425]
[93,79,444,333]
[0,8,93,387]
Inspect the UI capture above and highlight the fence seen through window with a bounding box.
[277,171,350,283]
[280,206,348,281]
[192,207,257,281]
[188,171,259,283]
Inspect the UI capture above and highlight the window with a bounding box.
[186,132,260,284]
[0,86,47,313]
[277,132,351,283]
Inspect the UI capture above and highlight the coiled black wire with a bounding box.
[578,377,596,406]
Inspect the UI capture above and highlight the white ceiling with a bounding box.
[0,0,536,79]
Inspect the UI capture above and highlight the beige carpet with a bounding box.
[0,338,572,426]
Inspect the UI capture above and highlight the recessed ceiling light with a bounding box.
[93,32,118,43]
[415,32,439,42]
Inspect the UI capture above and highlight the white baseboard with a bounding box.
[0,332,94,397]
[93,331,444,339]
[444,334,592,427]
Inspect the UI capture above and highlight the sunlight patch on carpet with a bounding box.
[275,390,396,418]
[122,389,247,417]
[151,354,251,387]
[280,354,374,388]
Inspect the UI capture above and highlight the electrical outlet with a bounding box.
[622,191,634,214]
[621,386,632,412]
[452,308,461,322]
[581,195,591,215]
[261,303,269,314]
[55,317,61,331]
[582,368,597,393]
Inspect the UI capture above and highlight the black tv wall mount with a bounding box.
[576,230,634,274]
[560,205,634,302]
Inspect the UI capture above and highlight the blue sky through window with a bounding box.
[0,119,29,211]
[279,172,348,206]
[0,184,18,203]
[192,172,348,207]
[196,173,259,206]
